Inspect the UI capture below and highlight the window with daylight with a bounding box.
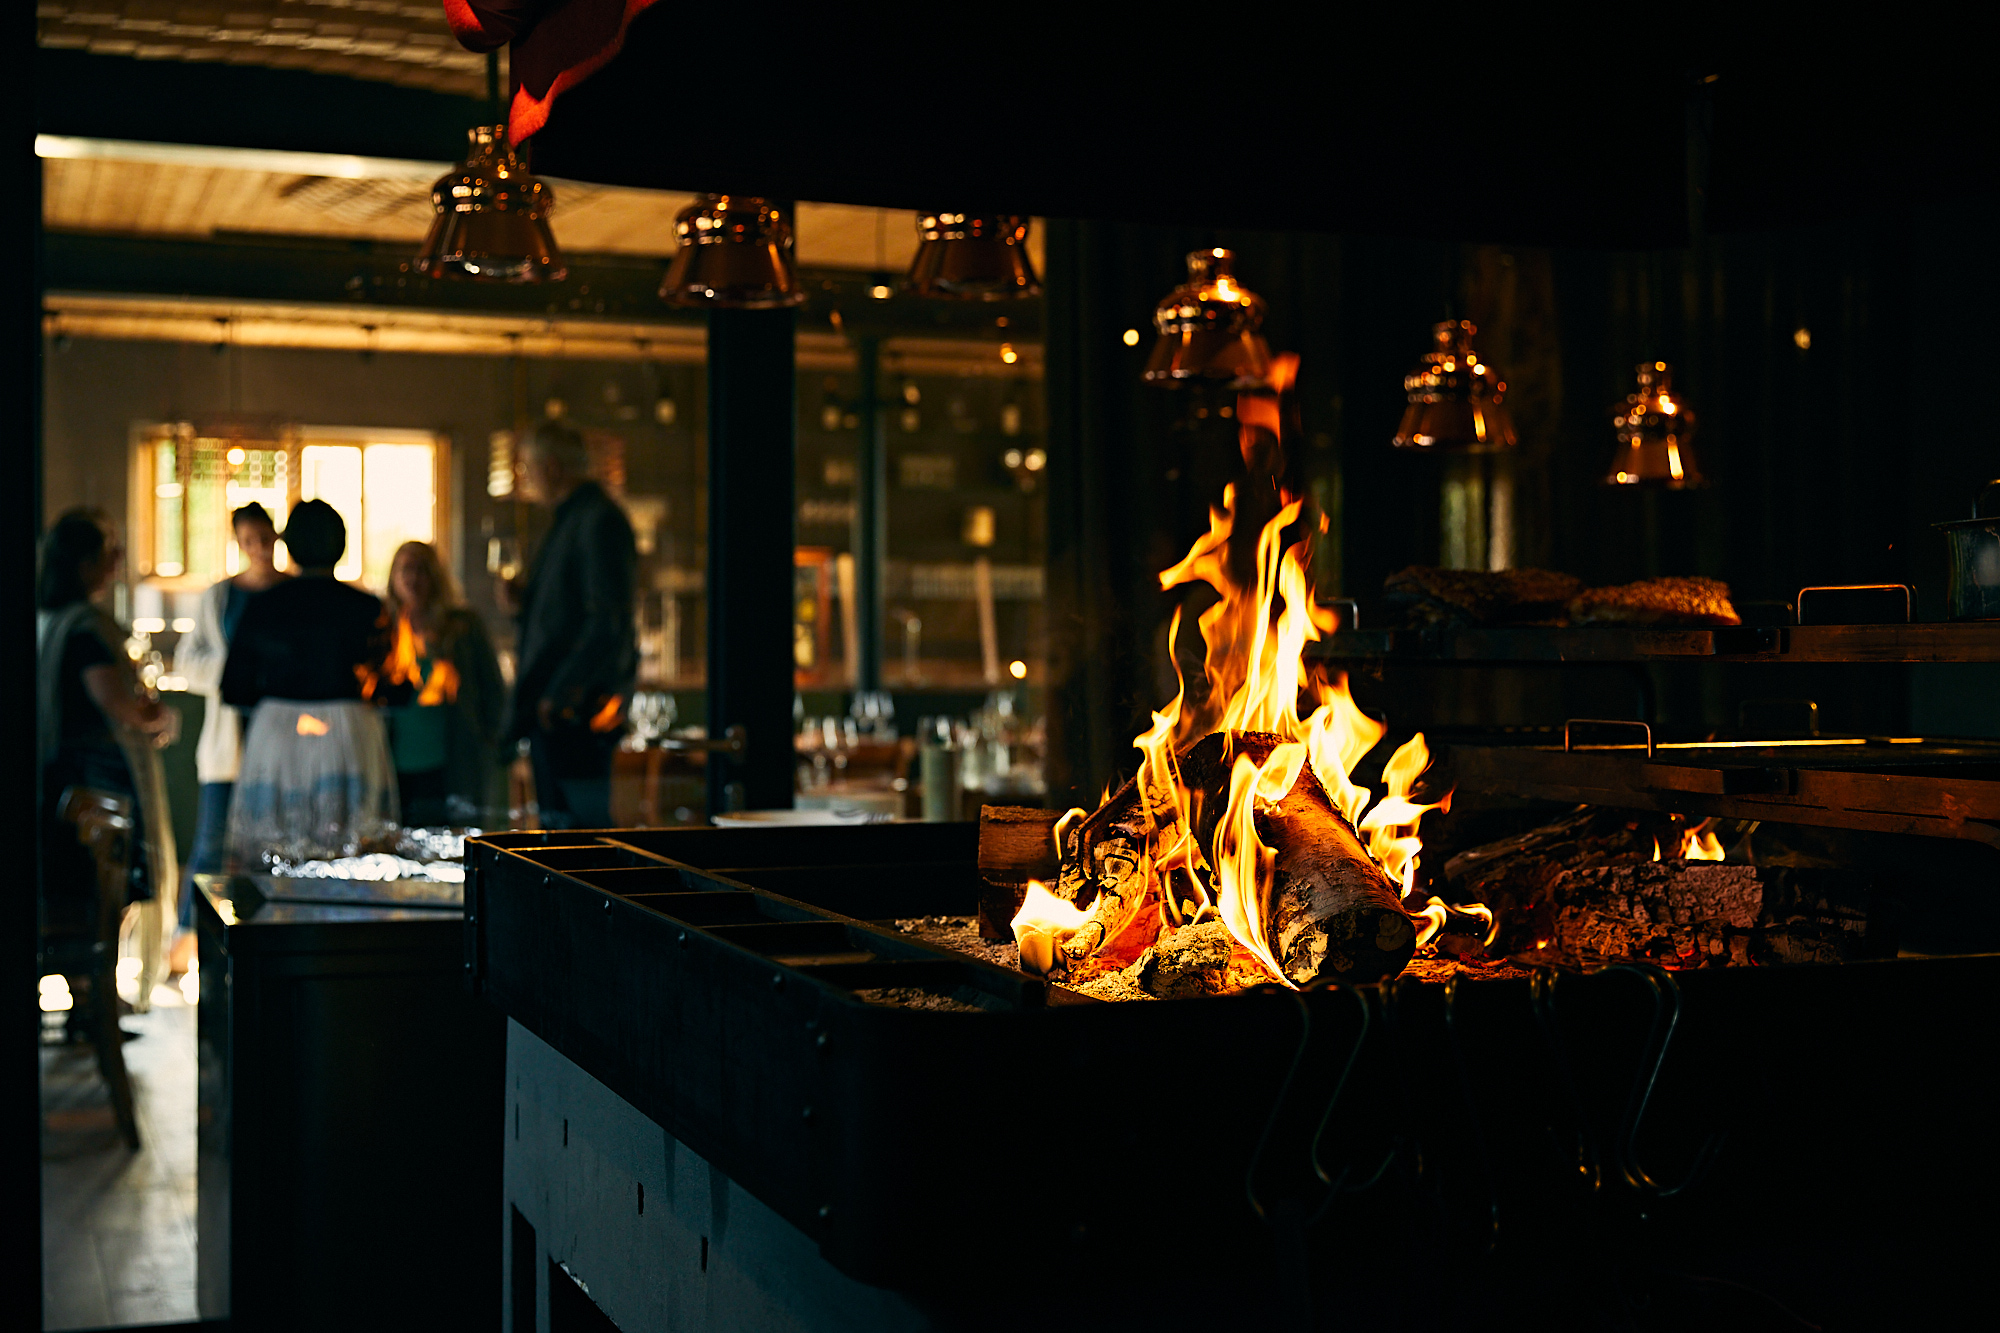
[132,425,446,594]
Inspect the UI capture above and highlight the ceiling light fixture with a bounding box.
[659,195,806,309]
[906,213,1040,300]
[413,125,565,283]
[1391,320,1516,452]
[1604,361,1704,488]
[1141,249,1271,386]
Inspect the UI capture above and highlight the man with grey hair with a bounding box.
[505,420,637,828]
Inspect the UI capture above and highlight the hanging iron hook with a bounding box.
[1530,967,1603,1192]
[1243,985,1320,1224]
[1602,962,1726,1199]
[1444,974,1501,1253]
[1308,984,1398,1202]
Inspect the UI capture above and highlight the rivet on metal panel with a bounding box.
[678,931,689,947]
[771,973,784,989]
[603,898,613,915]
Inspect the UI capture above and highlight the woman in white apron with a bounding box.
[220,500,397,867]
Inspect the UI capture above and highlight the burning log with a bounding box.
[1052,731,1415,989]
[1445,809,1876,968]
[975,805,1063,942]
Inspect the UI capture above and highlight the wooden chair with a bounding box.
[47,786,141,1151]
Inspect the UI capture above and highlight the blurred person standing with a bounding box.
[222,499,396,865]
[504,421,637,829]
[376,540,505,826]
[171,503,289,954]
[37,509,179,1010]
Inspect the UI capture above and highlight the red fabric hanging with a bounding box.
[443,0,664,147]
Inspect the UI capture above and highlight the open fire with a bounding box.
[1012,360,1468,996]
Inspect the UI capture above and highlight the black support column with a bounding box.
[850,334,886,691]
[705,308,797,813]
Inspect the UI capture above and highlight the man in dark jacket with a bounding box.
[508,421,637,828]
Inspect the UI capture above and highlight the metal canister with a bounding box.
[1935,480,2000,620]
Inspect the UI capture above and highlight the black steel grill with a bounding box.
[469,822,1998,1326]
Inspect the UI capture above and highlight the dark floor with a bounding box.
[40,970,199,1330]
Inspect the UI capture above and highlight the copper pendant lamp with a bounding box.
[659,195,806,309]
[1391,320,1516,453]
[414,125,565,283]
[906,213,1040,299]
[1605,361,1703,487]
[1141,248,1272,386]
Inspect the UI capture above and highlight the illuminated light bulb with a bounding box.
[999,343,1018,364]
[1023,448,1046,471]
[869,284,893,300]
[1009,659,1028,679]
[1793,327,1812,350]
[1122,328,1141,347]
[227,446,246,465]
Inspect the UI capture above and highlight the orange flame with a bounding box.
[1012,879,1097,977]
[1676,817,1725,861]
[296,713,329,736]
[1017,354,1481,990]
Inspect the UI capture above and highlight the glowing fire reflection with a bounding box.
[360,615,462,706]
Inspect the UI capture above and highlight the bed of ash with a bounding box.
[887,915,1532,1003]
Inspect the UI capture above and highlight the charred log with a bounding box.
[1445,812,1879,969]
[1059,731,1416,989]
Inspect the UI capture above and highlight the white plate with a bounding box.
[709,809,900,828]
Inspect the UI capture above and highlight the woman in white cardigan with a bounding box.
[172,504,288,949]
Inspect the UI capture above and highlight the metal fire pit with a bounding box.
[468,824,1998,1327]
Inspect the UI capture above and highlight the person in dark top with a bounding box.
[504,421,637,829]
[221,500,397,865]
[37,509,179,1002]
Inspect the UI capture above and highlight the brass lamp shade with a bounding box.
[1605,361,1703,487]
[659,195,806,309]
[414,126,564,283]
[906,213,1040,299]
[1392,320,1516,452]
[1141,248,1272,386]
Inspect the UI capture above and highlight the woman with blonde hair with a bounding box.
[374,541,505,826]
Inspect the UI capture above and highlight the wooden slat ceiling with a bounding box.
[37,0,486,97]
[42,149,1041,273]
